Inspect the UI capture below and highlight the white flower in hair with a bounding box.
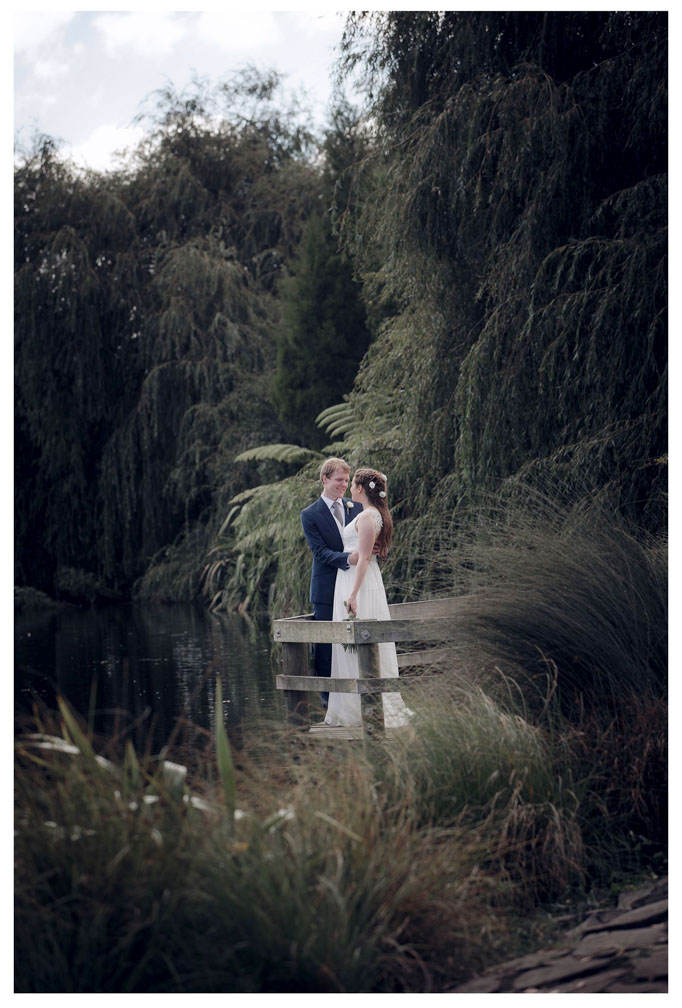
[369,480,376,489]
[379,491,386,497]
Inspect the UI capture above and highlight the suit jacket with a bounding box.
[301,496,363,605]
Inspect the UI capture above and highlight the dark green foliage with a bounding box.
[272,105,372,447]
[272,211,371,447]
[334,10,667,578]
[14,139,144,591]
[220,12,666,628]
[97,232,284,596]
[15,14,667,611]
[15,76,318,600]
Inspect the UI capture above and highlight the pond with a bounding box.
[14,602,283,754]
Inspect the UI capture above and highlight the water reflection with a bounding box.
[15,603,281,752]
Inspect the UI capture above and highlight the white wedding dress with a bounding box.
[324,506,414,728]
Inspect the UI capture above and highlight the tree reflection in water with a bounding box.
[15,604,279,756]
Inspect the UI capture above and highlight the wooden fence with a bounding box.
[273,597,462,738]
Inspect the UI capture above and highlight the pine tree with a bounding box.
[272,210,370,447]
[272,104,371,448]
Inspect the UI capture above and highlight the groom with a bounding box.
[301,457,362,706]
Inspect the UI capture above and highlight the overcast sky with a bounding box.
[14,7,353,172]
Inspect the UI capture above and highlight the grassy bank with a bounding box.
[15,684,665,993]
[15,500,666,992]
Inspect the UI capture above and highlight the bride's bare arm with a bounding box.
[345,513,376,617]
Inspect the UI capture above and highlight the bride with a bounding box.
[324,468,414,728]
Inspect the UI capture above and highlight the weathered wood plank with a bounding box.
[273,619,357,645]
[387,597,467,619]
[281,642,310,728]
[356,644,381,678]
[276,674,413,694]
[273,616,460,645]
[356,642,385,734]
[307,724,413,741]
[353,616,461,644]
[308,724,364,740]
[273,599,464,738]
[397,647,451,668]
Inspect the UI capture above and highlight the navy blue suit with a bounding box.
[301,495,363,703]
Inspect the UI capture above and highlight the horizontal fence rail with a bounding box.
[273,616,462,646]
[274,675,417,695]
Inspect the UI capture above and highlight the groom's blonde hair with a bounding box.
[319,457,350,481]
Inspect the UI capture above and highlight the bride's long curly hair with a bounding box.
[353,468,393,558]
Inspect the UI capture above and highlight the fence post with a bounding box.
[281,641,310,729]
[356,639,385,737]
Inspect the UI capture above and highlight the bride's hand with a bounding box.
[345,595,358,618]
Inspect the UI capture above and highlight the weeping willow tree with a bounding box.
[15,138,145,594]
[15,73,320,600]
[332,10,668,599]
[211,11,666,615]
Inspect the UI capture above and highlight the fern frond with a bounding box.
[316,402,356,436]
[232,522,283,551]
[217,505,242,537]
[227,484,280,507]
[316,402,350,425]
[234,443,322,464]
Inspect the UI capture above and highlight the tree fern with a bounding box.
[234,444,322,465]
[315,403,356,438]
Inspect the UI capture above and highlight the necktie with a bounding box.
[332,500,343,529]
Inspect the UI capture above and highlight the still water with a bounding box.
[15,603,282,752]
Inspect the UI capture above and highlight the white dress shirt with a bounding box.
[321,493,345,532]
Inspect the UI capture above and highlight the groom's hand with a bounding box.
[348,545,379,565]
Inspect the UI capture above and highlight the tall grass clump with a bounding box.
[380,678,586,904]
[16,670,665,991]
[410,488,667,874]
[438,487,667,709]
[15,700,513,993]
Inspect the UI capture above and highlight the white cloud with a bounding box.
[88,86,106,110]
[13,11,74,55]
[288,11,347,38]
[17,88,58,113]
[33,59,70,82]
[69,123,145,172]
[94,11,189,58]
[195,11,280,52]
